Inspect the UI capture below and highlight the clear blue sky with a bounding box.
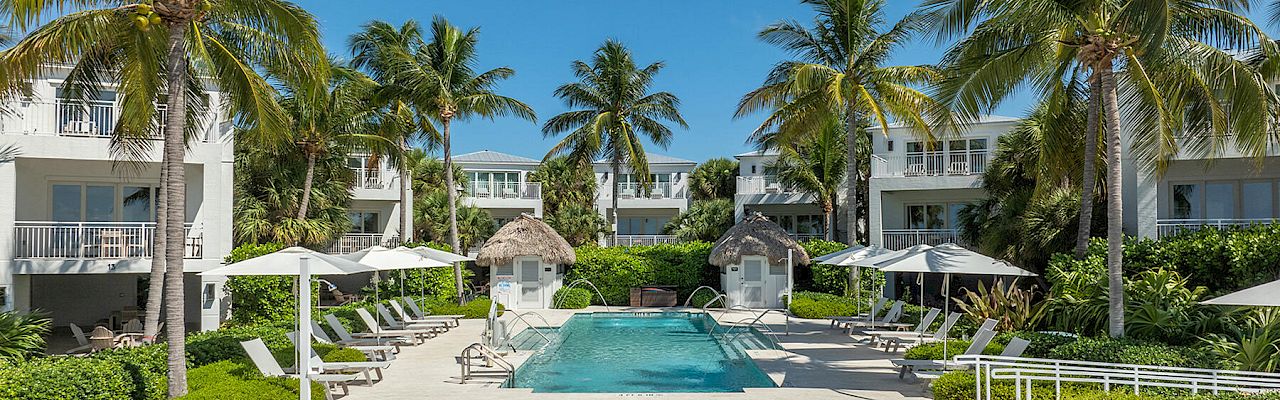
[298,0,1270,164]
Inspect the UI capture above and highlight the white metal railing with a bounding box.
[614,181,686,199]
[0,99,215,142]
[736,176,798,195]
[789,233,825,242]
[882,229,963,250]
[1156,218,1278,238]
[871,152,991,178]
[954,355,1280,400]
[325,233,399,254]
[350,167,388,190]
[464,181,541,200]
[14,221,202,259]
[606,234,680,247]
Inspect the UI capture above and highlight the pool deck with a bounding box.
[343,307,933,399]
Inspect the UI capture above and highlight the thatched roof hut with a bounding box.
[708,213,810,267]
[475,214,576,267]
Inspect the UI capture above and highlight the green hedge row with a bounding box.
[931,371,1280,400]
[552,287,592,309]
[567,242,715,305]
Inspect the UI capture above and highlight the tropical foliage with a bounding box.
[544,204,608,247]
[664,199,734,242]
[688,158,738,201]
[233,142,353,247]
[0,311,49,362]
[953,279,1046,332]
[531,156,608,245]
[764,117,847,241]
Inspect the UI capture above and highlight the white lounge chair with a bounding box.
[389,299,462,327]
[842,300,905,333]
[66,323,93,354]
[323,314,413,347]
[310,320,397,361]
[827,297,889,328]
[877,312,964,352]
[286,332,393,385]
[890,327,998,379]
[354,308,434,343]
[374,304,449,333]
[864,308,940,345]
[239,338,356,400]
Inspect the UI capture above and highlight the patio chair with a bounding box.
[88,326,133,352]
[841,300,905,334]
[827,297,889,329]
[390,299,462,327]
[878,312,964,352]
[323,314,413,348]
[286,332,392,386]
[66,323,93,354]
[374,304,450,333]
[890,326,1000,379]
[310,320,397,361]
[864,308,940,344]
[121,318,143,334]
[353,308,433,344]
[239,338,356,400]
[329,288,360,306]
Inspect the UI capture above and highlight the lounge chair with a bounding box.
[890,327,1001,379]
[864,308,940,345]
[66,323,93,354]
[323,314,413,348]
[876,312,963,352]
[374,304,450,333]
[311,320,397,361]
[389,299,462,327]
[396,297,468,325]
[240,338,356,400]
[354,308,434,343]
[286,332,393,385]
[828,297,888,328]
[842,300,905,334]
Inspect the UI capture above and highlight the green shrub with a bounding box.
[797,240,886,297]
[92,345,167,400]
[181,360,324,400]
[421,297,504,319]
[1047,337,1220,369]
[788,291,857,319]
[994,331,1077,358]
[552,287,592,309]
[187,324,292,367]
[320,348,367,363]
[223,243,294,326]
[367,265,473,302]
[931,371,1280,400]
[568,246,659,305]
[0,310,50,362]
[689,289,724,308]
[631,241,715,299]
[0,357,133,400]
[904,339,1004,360]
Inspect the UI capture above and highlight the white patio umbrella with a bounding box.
[816,245,893,313]
[877,243,1036,365]
[1202,279,1280,307]
[813,245,868,263]
[408,245,475,263]
[201,247,377,400]
[342,246,451,298]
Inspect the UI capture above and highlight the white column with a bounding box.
[297,256,311,400]
[0,160,16,312]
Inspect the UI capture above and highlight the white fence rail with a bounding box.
[612,182,686,200]
[14,221,202,259]
[872,152,991,178]
[736,176,798,195]
[325,233,400,255]
[606,234,680,247]
[881,229,963,250]
[0,99,217,141]
[465,181,541,200]
[954,355,1280,400]
[1156,218,1278,238]
[350,167,391,190]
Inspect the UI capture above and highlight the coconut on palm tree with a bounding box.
[923,0,1277,337]
[542,40,688,245]
[0,1,324,394]
[351,18,535,303]
[736,0,942,246]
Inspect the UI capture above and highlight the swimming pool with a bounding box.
[510,312,777,393]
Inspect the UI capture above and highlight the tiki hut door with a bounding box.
[740,256,767,308]
[517,257,545,308]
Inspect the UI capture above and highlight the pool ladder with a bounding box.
[458,343,514,386]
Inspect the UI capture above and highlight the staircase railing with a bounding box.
[459,343,514,385]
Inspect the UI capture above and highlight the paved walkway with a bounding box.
[343,307,932,400]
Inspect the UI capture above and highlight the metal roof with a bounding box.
[453,150,540,165]
[594,152,696,165]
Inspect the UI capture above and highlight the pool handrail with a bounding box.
[504,311,554,346]
[553,279,610,311]
[459,342,514,386]
[723,316,782,350]
[726,309,787,344]
[700,294,727,312]
[683,286,723,307]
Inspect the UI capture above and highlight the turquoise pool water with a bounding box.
[510,312,776,393]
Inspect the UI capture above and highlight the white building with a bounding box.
[0,67,234,331]
[593,153,695,246]
[329,153,409,254]
[454,150,544,226]
[733,149,842,242]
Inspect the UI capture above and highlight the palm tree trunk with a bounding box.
[161,21,190,398]
[1100,58,1124,338]
[1075,75,1102,258]
[143,162,166,342]
[399,139,412,244]
[844,107,859,245]
[823,200,834,242]
[442,117,464,304]
[296,150,317,220]
[611,160,620,246]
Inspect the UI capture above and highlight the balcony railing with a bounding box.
[871,152,991,178]
[464,181,541,200]
[789,233,826,242]
[615,182,685,199]
[14,221,202,259]
[326,233,400,255]
[736,176,798,195]
[606,234,680,247]
[351,167,388,190]
[1156,218,1278,238]
[0,99,214,142]
[881,229,964,250]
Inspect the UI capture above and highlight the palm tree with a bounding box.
[765,117,848,241]
[352,18,535,303]
[736,0,941,246]
[543,40,688,245]
[922,0,1277,337]
[688,158,739,201]
[664,198,735,242]
[530,155,598,215]
[233,142,354,246]
[0,1,324,394]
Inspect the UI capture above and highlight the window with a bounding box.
[348,211,379,233]
[907,204,947,229]
[617,216,669,235]
[1242,182,1274,219]
[467,171,521,196]
[1205,183,1235,219]
[51,183,158,222]
[769,263,786,276]
[122,186,152,222]
[1172,184,1201,219]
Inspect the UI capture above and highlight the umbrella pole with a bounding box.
[374,272,382,342]
[298,256,312,400]
[942,273,950,368]
[400,270,405,299]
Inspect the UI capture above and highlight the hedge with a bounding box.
[180,360,324,400]
[0,357,134,400]
[797,240,886,297]
[552,287,591,309]
[1047,337,1221,369]
[91,345,168,400]
[223,243,293,326]
[788,291,857,319]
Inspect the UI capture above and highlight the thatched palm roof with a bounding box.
[475,214,576,266]
[708,213,810,267]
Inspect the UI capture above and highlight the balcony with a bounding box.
[881,229,964,250]
[464,181,541,200]
[1156,218,1278,238]
[0,99,213,142]
[605,234,680,247]
[325,233,400,255]
[614,182,685,200]
[736,176,798,195]
[871,152,991,178]
[351,167,389,190]
[14,221,202,259]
